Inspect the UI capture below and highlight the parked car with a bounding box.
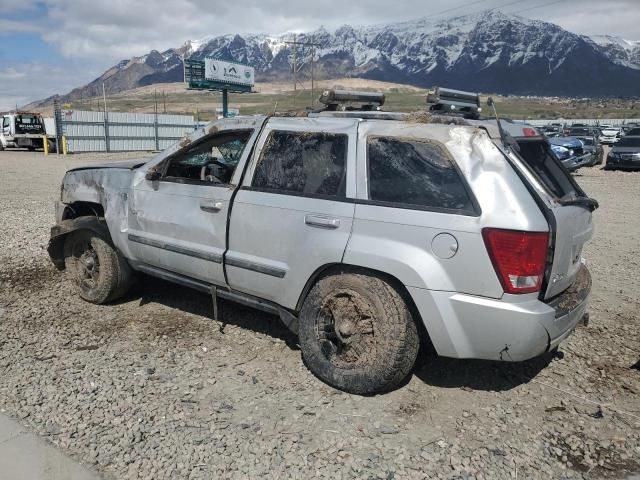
[567,127,591,137]
[550,144,579,172]
[576,136,604,166]
[624,127,640,137]
[621,124,640,135]
[47,90,597,394]
[605,136,640,171]
[600,128,622,145]
[541,125,561,138]
[548,137,592,171]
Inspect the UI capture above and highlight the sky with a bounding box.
[1,0,639,109]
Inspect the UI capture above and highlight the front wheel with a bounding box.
[298,273,419,395]
[63,229,133,304]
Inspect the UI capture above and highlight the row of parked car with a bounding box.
[539,123,640,172]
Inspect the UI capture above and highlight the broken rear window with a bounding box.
[253,131,347,197]
[366,137,475,214]
[515,139,580,200]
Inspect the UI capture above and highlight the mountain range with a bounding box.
[41,11,640,104]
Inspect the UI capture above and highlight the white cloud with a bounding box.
[0,62,98,110]
[4,0,640,106]
[35,0,640,63]
[0,18,42,33]
[516,0,640,41]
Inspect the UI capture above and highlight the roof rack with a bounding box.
[318,90,385,111]
[426,87,481,119]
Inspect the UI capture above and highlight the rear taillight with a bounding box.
[522,127,537,137]
[482,228,549,294]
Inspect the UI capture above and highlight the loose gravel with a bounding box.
[0,151,639,480]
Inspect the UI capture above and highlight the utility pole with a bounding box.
[311,38,316,107]
[102,83,110,152]
[285,36,321,107]
[102,82,108,112]
[292,34,297,93]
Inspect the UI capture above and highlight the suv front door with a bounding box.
[127,120,261,286]
[226,117,358,309]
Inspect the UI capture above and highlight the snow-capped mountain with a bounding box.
[60,11,640,101]
[587,35,640,70]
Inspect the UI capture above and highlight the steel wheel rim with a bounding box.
[315,289,376,369]
[74,241,100,291]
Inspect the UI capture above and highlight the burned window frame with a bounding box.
[248,129,349,200]
[362,135,480,217]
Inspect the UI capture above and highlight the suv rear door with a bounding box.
[510,138,595,299]
[226,117,357,309]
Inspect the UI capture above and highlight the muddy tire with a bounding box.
[299,273,419,395]
[63,230,133,304]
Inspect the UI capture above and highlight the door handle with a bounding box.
[304,215,340,229]
[200,200,224,213]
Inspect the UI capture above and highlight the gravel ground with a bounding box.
[0,150,639,480]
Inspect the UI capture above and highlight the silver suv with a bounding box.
[48,91,597,394]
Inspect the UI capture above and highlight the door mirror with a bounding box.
[145,167,161,181]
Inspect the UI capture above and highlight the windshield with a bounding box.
[602,129,619,135]
[615,137,640,148]
[16,115,41,125]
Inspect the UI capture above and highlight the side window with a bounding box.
[367,136,476,214]
[252,131,348,197]
[2,117,9,128]
[163,130,252,184]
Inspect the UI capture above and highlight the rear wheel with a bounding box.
[298,273,419,394]
[63,230,133,304]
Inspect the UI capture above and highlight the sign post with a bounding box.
[184,57,255,118]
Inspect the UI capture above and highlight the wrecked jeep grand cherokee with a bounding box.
[48,89,597,394]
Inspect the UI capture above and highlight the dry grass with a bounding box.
[35,78,640,121]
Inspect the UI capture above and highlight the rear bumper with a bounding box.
[409,265,591,362]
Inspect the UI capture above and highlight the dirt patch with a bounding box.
[552,430,640,477]
[90,307,213,344]
[0,152,639,480]
[0,261,60,292]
